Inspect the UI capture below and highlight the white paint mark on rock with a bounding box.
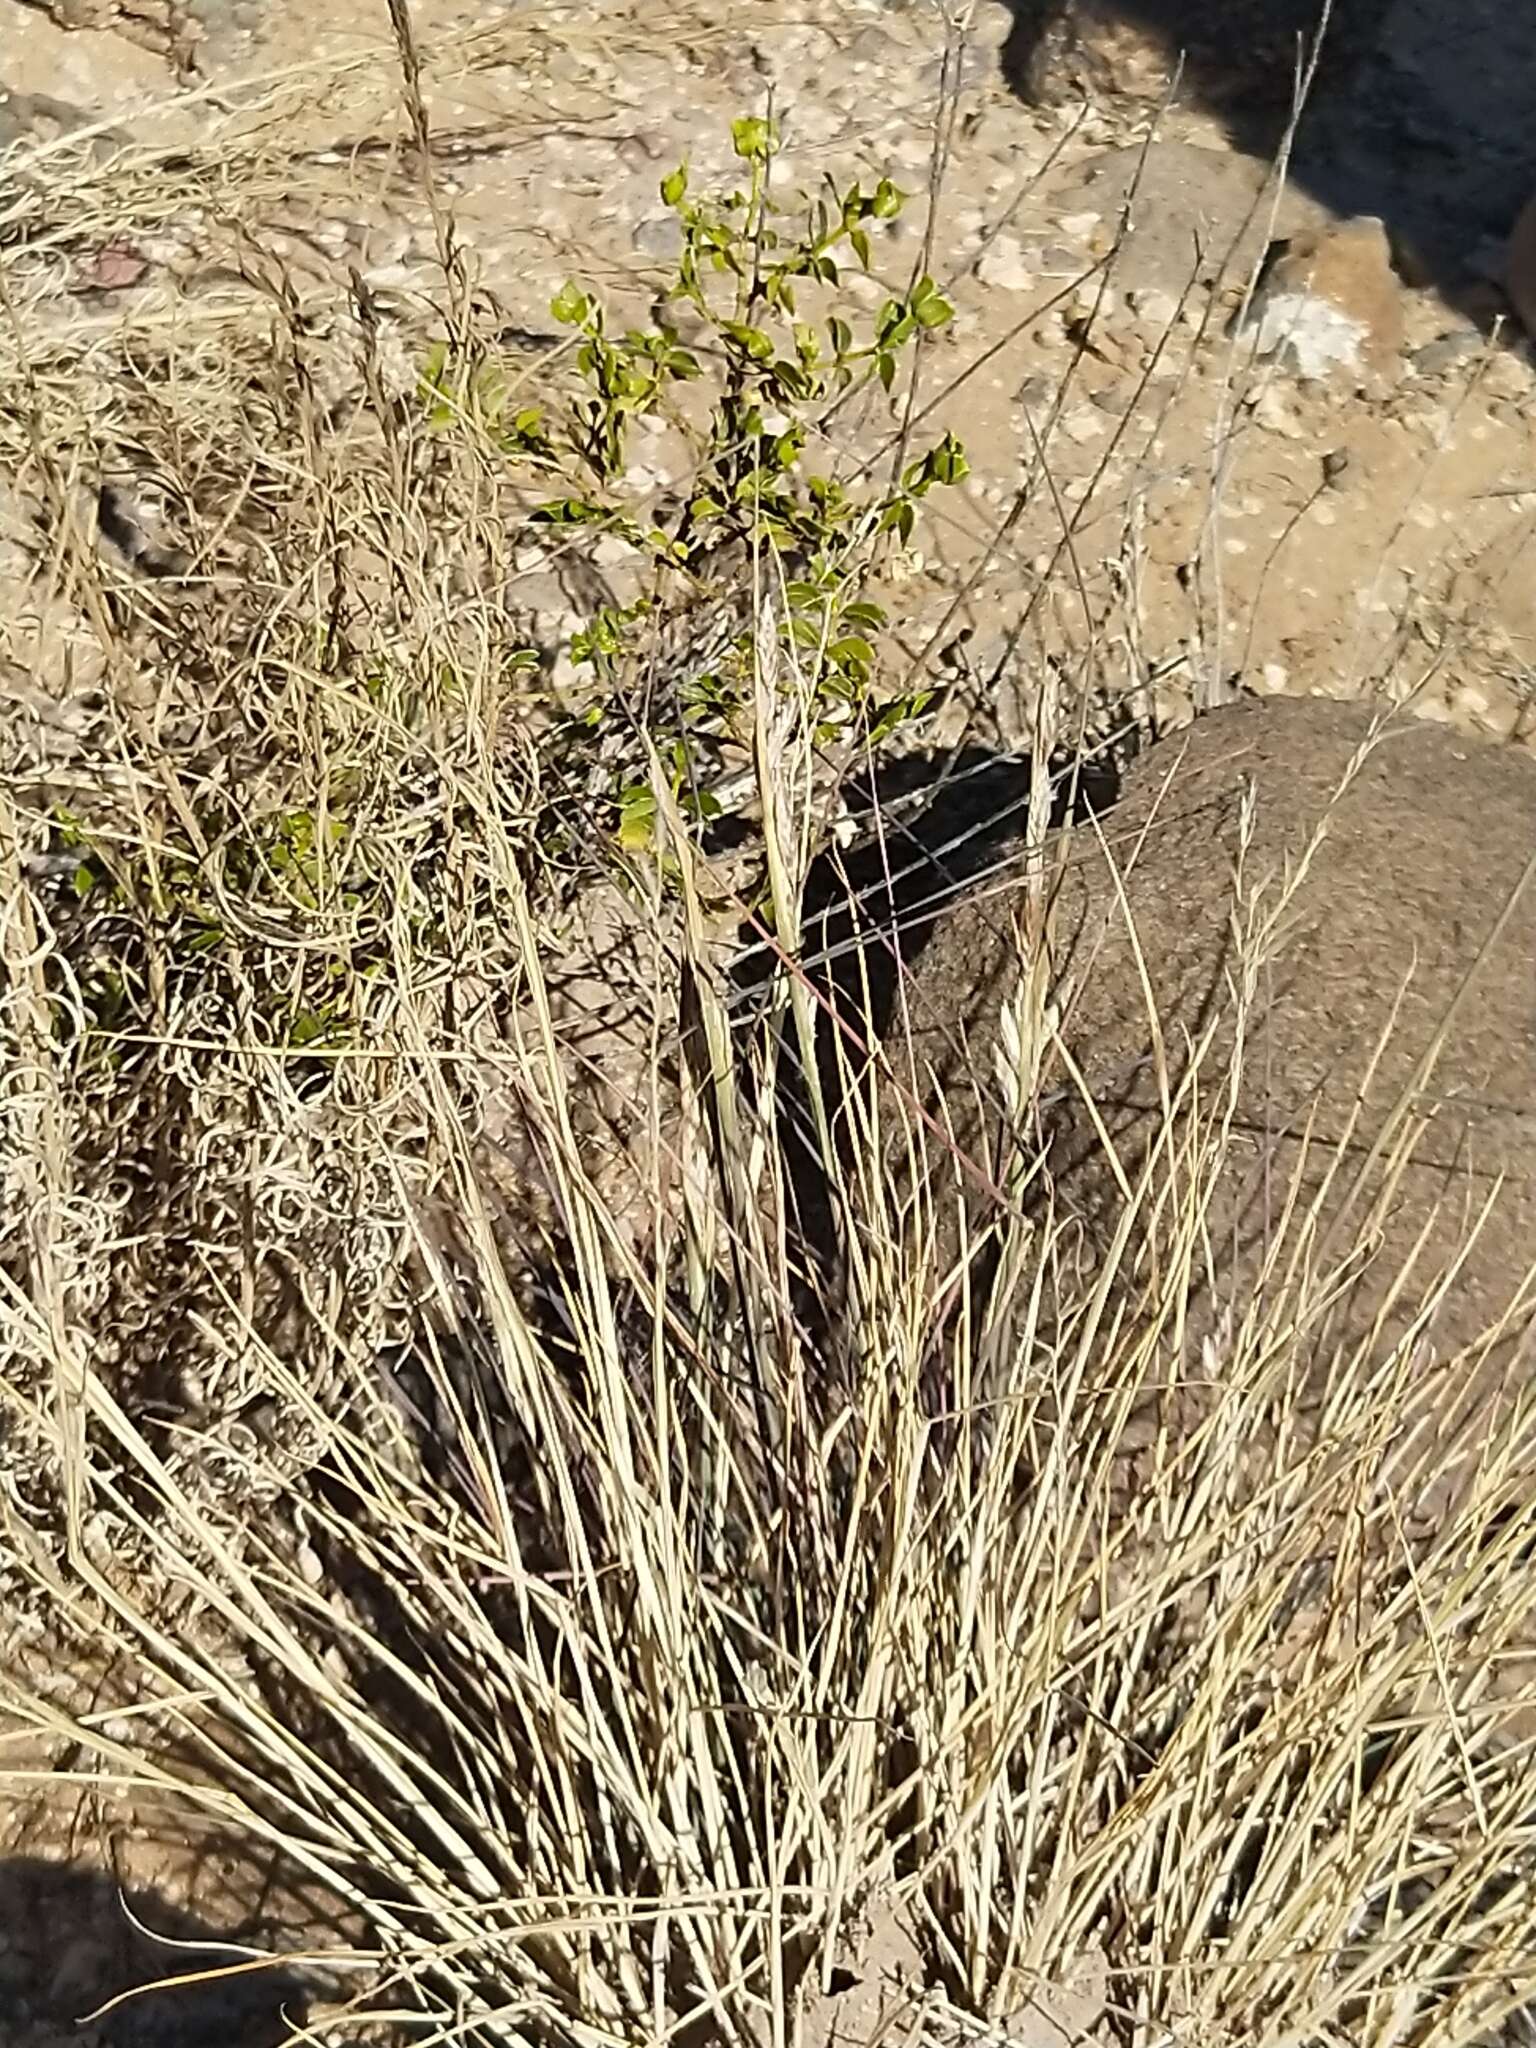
[1247,290,1369,378]
[1239,218,1403,379]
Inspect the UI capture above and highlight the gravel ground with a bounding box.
[3,0,1536,752]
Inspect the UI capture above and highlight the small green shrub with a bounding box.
[421,117,967,857]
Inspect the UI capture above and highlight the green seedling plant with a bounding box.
[41,706,493,1081]
[50,801,361,1067]
[420,120,970,859]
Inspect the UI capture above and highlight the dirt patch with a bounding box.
[0,1739,351,2047]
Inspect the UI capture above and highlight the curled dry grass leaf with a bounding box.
[0,91,1533,2048]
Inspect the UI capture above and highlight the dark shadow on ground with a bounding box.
[0,1856,317,2048]
[998,0,1536,332]
[727,738,1123,1327]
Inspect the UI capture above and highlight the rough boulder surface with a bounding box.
[1002,0,1395,113]
[888,696,1536,1365]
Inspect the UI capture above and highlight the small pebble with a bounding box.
[1059,403,1105,444]
[1126,286,1180,331]
[975,235,1033,291]
[1249,383,1304,437]
[1411,329,1482,377]
[633,214,683,261]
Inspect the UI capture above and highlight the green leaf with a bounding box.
[731,116,774,162]
[907,432,970,490]
[877,302,916,349]
[872,179,903,220]
[770,360,811,400]
[877,351,897,392]
[550,279,590,326]
[532,498,604,525]
[867,688,934,743]
[932,432,969,483]
[829,635,875,668]
[660,164,688,207]
[914,289,953,329]
[723,321,774,362]
[850,226,871,270]
[616,786,657,852]
[289,1010,332,1049]
[419,339,456,425]
[419,337,450,390]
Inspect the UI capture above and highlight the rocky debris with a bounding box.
[1238,216,1404,379]
[1003,0,1174,108]
[1410,326,1484,378]
[1046,139,1322,296]
[974,232,1035,291]
[1297,0,1536,308]
[1,0,1535,753]
[14,0,205,73]
[3,0,272,78]
[23,0,114,24]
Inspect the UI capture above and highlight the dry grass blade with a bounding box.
[0,55,1532,2048]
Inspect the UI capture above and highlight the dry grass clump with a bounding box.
[0,65,1533,2048]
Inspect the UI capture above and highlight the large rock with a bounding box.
[871,696,1536,1373]
[1002,0,1395,118]
[1239,215,1404,377]
[1505,185,1536,338]
[1045,139,1326,294]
